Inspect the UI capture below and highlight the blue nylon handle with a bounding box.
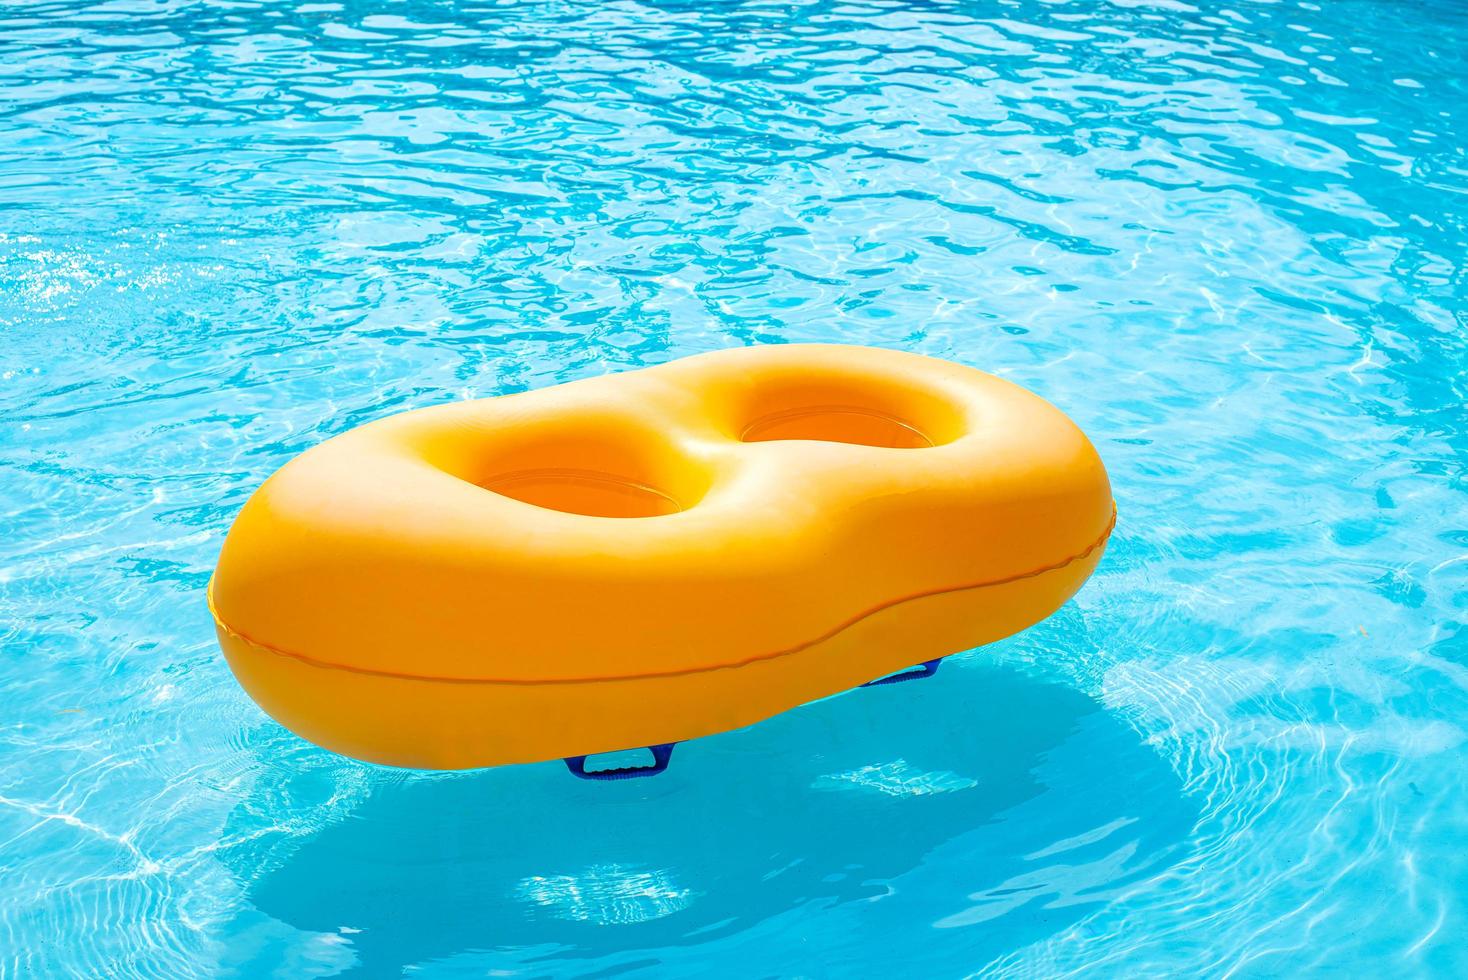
[564,742,676,780]
[860,658,943,687]
[564,657,943,780]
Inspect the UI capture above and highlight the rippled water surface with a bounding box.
[3,0,1466,975]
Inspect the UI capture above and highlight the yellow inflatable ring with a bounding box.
[210,344,1114,770]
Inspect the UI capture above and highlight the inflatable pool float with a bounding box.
[209,344,1114,776]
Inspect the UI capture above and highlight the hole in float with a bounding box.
[734,368,965,448]
[453,415,709,519]
[484,468,683,518]
[741,406,935,448]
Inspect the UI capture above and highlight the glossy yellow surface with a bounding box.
[210,344,1114,769]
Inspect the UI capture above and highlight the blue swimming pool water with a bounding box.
[2,0,1465,975]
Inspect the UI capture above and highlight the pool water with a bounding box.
[2,0,1465,975]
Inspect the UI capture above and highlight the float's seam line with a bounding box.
[209,505,1116,686]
